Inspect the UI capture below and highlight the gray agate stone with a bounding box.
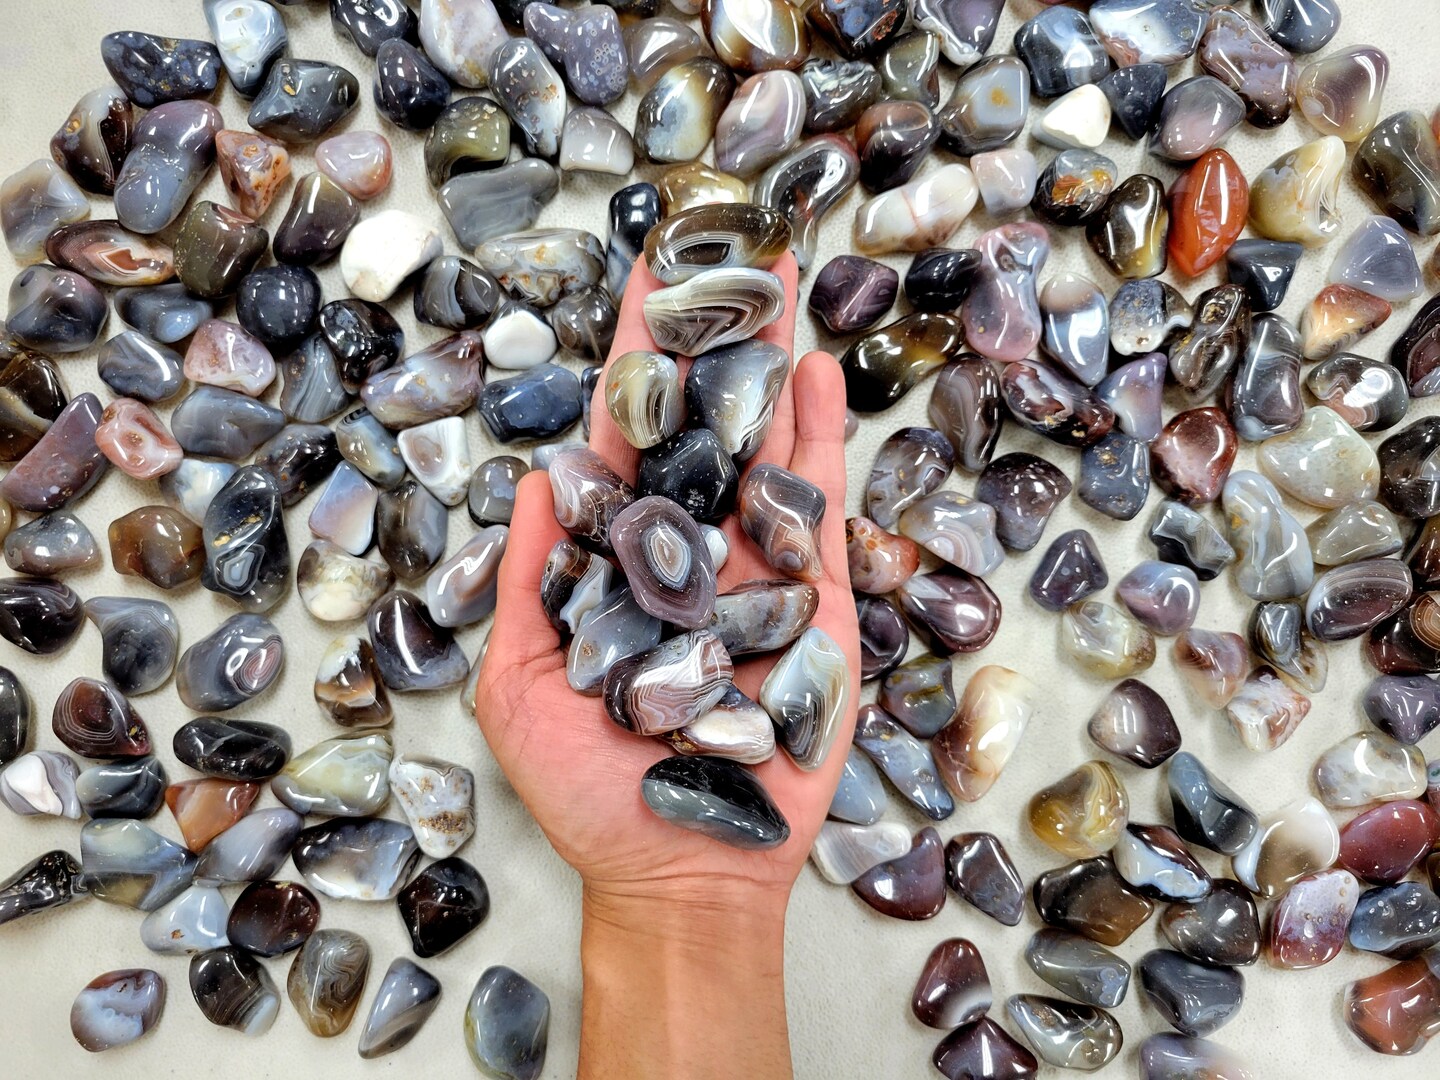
[566,586,663,694]
[524,2,627,106]
[641,755,790,849]
[425,527,508,629]
[101,31,222,108]
[171,386,285,459]
[1079,432,1150,522]
[292,816,420,901]
[7,265,106,354]
[5,512,99,575]
[98,332,185,403]
[177,613,283,712]
[760,627,849,771]
[611,497,716,629]
[204,0,287,96]
[855,704,954,820]
[336,407,405,487]
[476,228,605,307]
[202,465,291,612]
[83,597,178,697]
[194,807,304,885]
[114,283,213,344]
[79,819,197,911]
[1024,929,1131,1009]
[464,967,550,1080]
[478,363,583,443]
[1012,6,1110,99]
[249,60,361,143]
[140,885,230,955]
[1222,471,1314,601]
[359,958,442,1059]
[114,101,222,234]
[369,591,470,692]
[76,757,167,819]
[1230,313,1303,442]
[1,160,89,263]
[685,340,789,463]
[1005,994,1122,1072]
[439,159,559,249]
[359,330,484,428]
[488,37,566,159]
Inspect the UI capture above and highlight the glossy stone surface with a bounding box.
[1295,45,1388,145]
[1061,601,1157,679]
[1306,356,1409,435]
[0,667,28,768]
[314,131,392,201]
[1161,879,1261,968]
[6,264,106,360]
[357,958,441,1059]
[935,832,1023,928]
[807,255,895,334]
[1028,760,1129,860]
[1147,502,1234,583]
[1002,357,1115,448]
[1029,529,1107,613]
[4,512,95,578]
[172,718,292,784]
[1089,679,1181,770]
[1,161,88,267]
[0,576,83,655]
[1221,470,1314,600]
[924,665,1035,803]
[0,849,80,925]
[850,825,945,921]
[1343,952,1440,1055]
[1353,110,1440,237]
[640,754,789,849]
[1032,857,1155,947]
[189,807,300,886]
[188,946,279,1036]
[112,99,221,234]
[1,750,81,818]
[101,30,220,108]
[105,506,202,591]
[78,818,197,910]
[139,884,228,954]
[1249,135,1346,245]
[226,879,320,957]
[1349,881,1440,959]
[970,456,1068,556]
[368,590,469,693]
[1302,283,1392,362]
[50,676,150,759]
[1138,949,1245,1039]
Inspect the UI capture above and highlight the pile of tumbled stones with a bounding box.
[2,0,1440,1074]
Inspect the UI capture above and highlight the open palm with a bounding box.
[473,251,861,898]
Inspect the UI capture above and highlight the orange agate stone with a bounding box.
[166,778,260,851]
[1168,150,1249,277]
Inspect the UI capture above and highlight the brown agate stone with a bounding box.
[1150,407,1237,505]
[108,505,204,589]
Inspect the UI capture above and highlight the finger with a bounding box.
[741,351,860,827]
[587,258,667,483]
[786,350,851,588]
[745,252,801,471]
[487,470,566,667]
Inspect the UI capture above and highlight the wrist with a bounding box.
[578,878,793,1080]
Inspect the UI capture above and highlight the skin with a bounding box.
[473,251,860,1080]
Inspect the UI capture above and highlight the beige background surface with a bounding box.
[0,0,1437,1075]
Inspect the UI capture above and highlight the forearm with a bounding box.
[578,881,794,1080]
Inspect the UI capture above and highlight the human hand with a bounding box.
[472,251,860,913]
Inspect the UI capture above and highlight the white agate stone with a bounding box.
[419,0,507,88]
[1036,84,1112,150]
[398,415,473,506]
[482,301,558,369]
[559,106,636,175]
[853,163,979,255]
[389,753,476,858]
[341,210,443,302]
